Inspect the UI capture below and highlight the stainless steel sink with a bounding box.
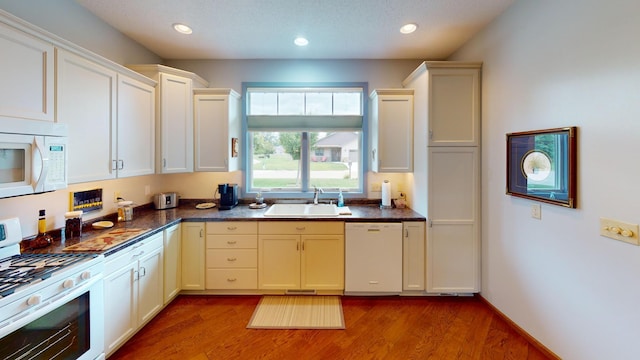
[263,203,340,218]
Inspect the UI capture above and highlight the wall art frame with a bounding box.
[506,126,577,208]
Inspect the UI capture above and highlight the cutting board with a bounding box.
[63,228,149,252]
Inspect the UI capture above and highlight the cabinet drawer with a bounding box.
[206,235,257,249]
[206,269,257,289]
[206,249,257,268]
[258,221,344,235]
[105,233,163,273]
[207,222,257,235]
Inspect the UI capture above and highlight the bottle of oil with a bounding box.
[33,209,53,248]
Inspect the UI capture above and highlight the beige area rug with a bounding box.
[247,296,345,329]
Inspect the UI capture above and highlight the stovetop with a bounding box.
[0,253,98,298]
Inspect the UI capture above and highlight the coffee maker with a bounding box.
[218,183,238,210]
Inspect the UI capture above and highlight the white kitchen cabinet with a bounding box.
[426,147,480,293]
[402,62,481,147]
[194,89,241,172]
[127,64,209,174]
[369,89,414,173]
[206,222,258,290]
[181,222,205,290]
[57,49,155,183]
[103,233,164,357]
[403,221,426,292]
[163,223,181,304]
[258,221,344,292]
[0,21,54,122]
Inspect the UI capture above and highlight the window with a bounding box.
[244,84,367,197]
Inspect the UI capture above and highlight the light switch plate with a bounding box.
[600,217,639,245]
[531,204,541,219]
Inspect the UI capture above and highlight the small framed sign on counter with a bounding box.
[506,127,577,208]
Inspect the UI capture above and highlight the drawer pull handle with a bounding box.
[227,278,237,282]
[296,227,306,231]
[227,226,237,231]
[227,240,237,245]
[227,257,237,261]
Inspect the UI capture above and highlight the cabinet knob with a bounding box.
[227,257,237,262]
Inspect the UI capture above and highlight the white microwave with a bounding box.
[0,120,68,199]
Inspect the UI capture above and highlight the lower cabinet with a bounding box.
[103,233,164,356]
[181,222,205,290]
[258,221,344,291]
[403,221,426,292]
[205,222,258,290]
[163,223,181,304]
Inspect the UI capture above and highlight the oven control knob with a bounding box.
[81,271,92,281]
[27,294,42,306]
[63,279,75,289]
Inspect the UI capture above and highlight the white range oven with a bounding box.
[0,217,105,360]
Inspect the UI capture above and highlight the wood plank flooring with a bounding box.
[109,295,554,360]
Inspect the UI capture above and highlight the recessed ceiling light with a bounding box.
[173,23,193,35]
[400,23,418,34]
[294,37,309,46]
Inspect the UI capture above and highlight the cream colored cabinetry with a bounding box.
[194,89,241,172]
[127,65,209,174]
[103,233,164,357]
[369,89,414,173]
[163,224,181,304]
[403,221,426,292]
[205,222,258,290]
[57,49,155,183]
[0,21,54,122]
[181,222,205,290]
[258,221,344,291]
[403,62,482,294]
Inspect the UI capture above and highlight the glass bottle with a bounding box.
[33,209,53,248]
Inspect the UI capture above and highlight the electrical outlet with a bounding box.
[531,204,541,219]
[144,185,151,196]
[600,218,639,245]
[371,183,382,192]
[114,191,121,203]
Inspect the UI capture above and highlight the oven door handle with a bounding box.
[0,272,103,337]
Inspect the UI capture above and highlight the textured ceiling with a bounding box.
[76,0,514,60]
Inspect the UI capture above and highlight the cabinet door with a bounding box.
[163,224,181,304]
[158,73,193,173]
[117,74,155,178]
[0,22,54,122]
[137,244,164,326]
[301,235,344,290]
[427,147,480,293]
[104,262,137,356]
[56,49,116,183]
[428,68,480,146]
[403,222,425,291]
[370,90,414,173]
[181,222,205,290]
[194,94,229,172]
[258,235,300,289]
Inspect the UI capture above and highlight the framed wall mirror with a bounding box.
[506,127,577,208]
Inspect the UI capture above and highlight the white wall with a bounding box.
[451,0,640,359]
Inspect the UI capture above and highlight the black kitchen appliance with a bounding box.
[218,183,238,210]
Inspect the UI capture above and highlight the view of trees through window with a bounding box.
[251,131,360,191]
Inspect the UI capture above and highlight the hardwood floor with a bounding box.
[109,295,554,360]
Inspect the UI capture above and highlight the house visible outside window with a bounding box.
[244,84,367,198]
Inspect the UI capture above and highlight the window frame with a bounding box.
[242,82,369,200]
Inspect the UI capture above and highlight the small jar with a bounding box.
[117,201,134,222]
[64,211,83,238]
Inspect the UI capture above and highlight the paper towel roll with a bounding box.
[381,180,391,207]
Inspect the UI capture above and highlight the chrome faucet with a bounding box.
[313,186,324,205]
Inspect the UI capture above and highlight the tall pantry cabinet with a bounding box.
[402,61,482,294]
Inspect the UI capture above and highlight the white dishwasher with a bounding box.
[345,222,403,295]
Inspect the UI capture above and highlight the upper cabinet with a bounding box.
[402,62,481,147]
[57,50,156,183]
[0,21,54,123]
[127,65,209,174]
[193,88,241,172]
[369,89,414,173]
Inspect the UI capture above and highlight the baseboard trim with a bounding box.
[478,294,561,360]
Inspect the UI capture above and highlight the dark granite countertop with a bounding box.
[26,201,425,257]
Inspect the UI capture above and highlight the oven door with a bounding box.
[0,273,104,360]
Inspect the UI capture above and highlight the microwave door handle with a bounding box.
[32,137,49,193]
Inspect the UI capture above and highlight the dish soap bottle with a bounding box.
[337,189,344,207]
